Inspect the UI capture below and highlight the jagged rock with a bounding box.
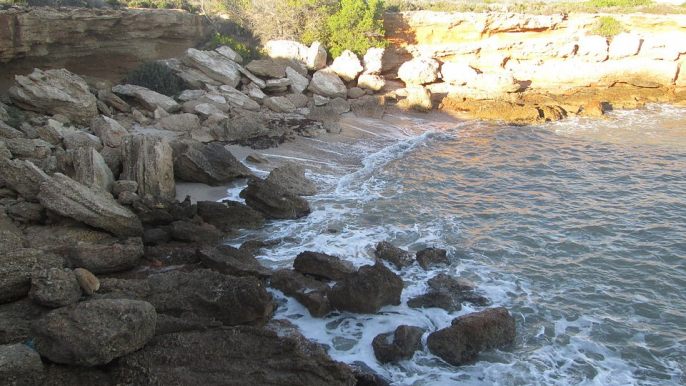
[218,86,261,111]
[331,50,364,82]
[112,180,138,197]
[357,74,386,91]
[111,84,180,113]
[72,147,115,193]
[61,131,103,153]
[375,241,414,269]
[90,115,128,147]
[168,220,225,244]
[0,343,45,386]
[372,325,424,364]
[308,41,328,71]
[347,87,365,99]
[426,273,489,307]
[31,299,156,366]
[407,291,461,311]
[441,62,479,85]
[308,70,348,99]
[265,78,292,91]
[99,269,274,326]
[415,247,450,270]
[426,307,516,366]
[0,249,65,303]
[98,89,131,113]
[121,135,175,202]
[3,138,38,158]
[216,45,243,63]
[240,177,311,219]
[0,121,26,139]
[197,244,271,278]
[270,269,332,318]
[182,48,241,88]
[293,251,355,281]
[0,211,24,254]
[328,263,403,314]
[29,268,81,308]
[38,173,143,237]
[162,58,222,89]
[581,100,606,118]
[73,268,100,295]
[8,69,98,125]
[314,94,331,106]
[111,323,356,386]
[174,142,251,185]
[245,59,287,79]
[286,67,309,93]
[53,237,144,274]
[265,163,318,196]
[286,93,309,108]
[398,57,440,85]
[363,47,385,74]
[196,200,265,232]
[6,202,46,223]
[264,96,297,113]
[155,113,201,132]
[245,83,267,102]
[330,97,351,114]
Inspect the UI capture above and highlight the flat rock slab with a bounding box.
[197,244,272,279]
[174,142,252,186]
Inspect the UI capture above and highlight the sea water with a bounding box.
[228,105,686,386]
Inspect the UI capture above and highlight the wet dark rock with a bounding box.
[29,268,81,308]
[142,228,172,246]
[374,241,414,269]
[407,291,461,312]
[240,177,311,219]
[169,196,197,221]
[31,299,157,366]
[111,322,357,386]
[0,249,66,303]
[350,361,392,386]
[52,236,144,274]
[293,251,356,281]
[197,200,265,232]
[98,269,274,326]
[372,325,424,364]
[0,343,45,386]
[174,142,251,185]
[328,263,403,314]
[40,364,113,386]
[427,307,516,366]
[428,273,489,307]
[270,269,332,318]
[169,220,226,244]
[265,163,318,196]
[415,247,450,270]
[144,242,200,267]
[197,244,271,279]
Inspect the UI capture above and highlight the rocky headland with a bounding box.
[1,5,685,386]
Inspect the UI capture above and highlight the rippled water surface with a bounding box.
[233,105,686,385]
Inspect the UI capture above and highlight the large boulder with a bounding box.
[29,268,82,308]
[218,86,261,111]
[8,69,98,125]
[182,48,241,88]
[363,47,385,74]
[53,237,145,274]
[374,241,414,269]
[196,200,265,232]
[265,162,318,196]
[240,177,311,219]
[427,307,516,366]
[0,249,65,303]
[37,173,143,237]
[112,323,356,386]
[328,263,403,314]
[197,244,272,279]
[293,251,355,281]
[372,325,424,364]
[0,158,49,202]
[120,135,175,202]
[331,50,364,82]
[441,62,479,86]
[0,343,45,386]
[99,269,274,326]
[308,41,328,70]
[264,96,297,113]
[286,67,309,93]
[31,299,157,366]
[90,115,128,147]
[174,142,252,185]
[0,298,51,345]
[357,74,386,91]
[269,269,332,318]
[264,40,308,63]
[168,220,226,244]
[308,70,348,99]
[246,59,287,79]
[111,84,180,113]
[72,147,115,193]
[398,57,440,85]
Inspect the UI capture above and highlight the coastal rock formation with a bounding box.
[54,236,145,274]
[375,241,414,269]
[196,200,266,232]
[265,163,318,196]
[31,299,157,366]
[427,307,516,366]
[308,69,348,99]
[270,269,333,318]
[174,141,251,185]
[197,244,272,279]
[28,268,81,308]
[120,135,175,202]
[372,325,424,364]
[328,263,403,314]
[240,177,312,219]
[415,247,450,270]
[183,48,242,88]
[293,251,356,281]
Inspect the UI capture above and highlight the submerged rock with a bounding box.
[196,200,266,232]
[372,325,424,364]
[375,241,414,269]
[415,247,450,270]
[270,269,332,318]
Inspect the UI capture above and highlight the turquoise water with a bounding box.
[235,105,686,385]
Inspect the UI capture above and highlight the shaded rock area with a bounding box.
[240,177,311,219]
[408,273,489,312]
[174,141,251,185]
[28,268,81,308]
[329,263,403,314]
[427,307,516,366]
[293,251,355,281]
[415,247,450,270]
[0,249,65,303]
[196,200,266,232]
[0,343,45,386]
[270,269,332,318]
[372,325,424,364]
[375,241,414,269]
[197,244,272,279]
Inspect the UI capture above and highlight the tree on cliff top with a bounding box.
[326,0,387,58]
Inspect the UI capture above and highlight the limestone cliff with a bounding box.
[0,6,211,92]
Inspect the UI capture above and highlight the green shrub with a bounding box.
[202,33,262,61]
[326,0,387,58]
[125,61,184,97]
[588,0,653,7]
[592,15,627,39]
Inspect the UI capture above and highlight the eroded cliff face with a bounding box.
[0,6,211,92]
[383,11,686,91]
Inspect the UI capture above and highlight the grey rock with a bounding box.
[270,269,332,318]
[111,84,180,113]
[155,113,201,132]
[416,247,450,270]
[72,147,115,193]
[375,241,414,269]
[407,291,461,312]
[286,67,309,93]
[38,173,143,237]
[0,211,24,254]
[6,202,46,223]
[245,59,287,79]
[265,78,292,90]
[62,131,103,152]
[308,70,347,99]
[293,251,355,281]
[0,343,45,386]
[216,45,243,64]
[218,86,260,111]
[8,69,98,125]
[98,89,131,113]
[196,200,265,232]
[286,93,309,109]
[308,41,328,71]
[90,115,128,147]
[168,220,225,244]
[121,135,175,202]
[328,263,403,314]
[330,97,351,114]
[266,163,318,196]
[174,142,251,185]
[197,244,271,278]
[426,307,516,366]
[29,268,81,308]
[347,87,365,99]
[240,177,311,220]
[31,299,157,366]
[350,95,386,119]
[264,96,297,113]
[0,121,26,139]
[372,325,424,364]
[182,48,242,88]
[0,249,66,303]
[0,298,50,345]
[112,180,138,196]
[54,237,144,274]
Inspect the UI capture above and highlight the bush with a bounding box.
[125,61,184,97]
[592,15,627,39]
[326,0,387,58]
[202,33,262,61]
[588,0,653,6]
